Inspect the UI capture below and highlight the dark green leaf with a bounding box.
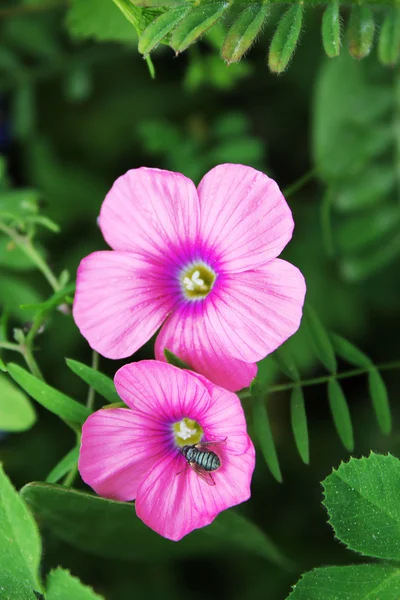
[139,6,190,55]
[327,379,354,451]
[21,483,289,567]
[252,394,282,482]
[378,8,400,66]
[334,165,395,212]
[290,387,309,464]
[336,207,400,253]
[330,333,371,368]
[288,564,400,599]
[268,5,303,74]
[7,364,91,426]
[368,368,391,435]
[222,3,269,64]
[66,359,120,404]
[170,2,230,54]
[46,568,104,600]
[164,348,192,370]
[273,345,300,381]
[46,446,80,484]
[323,453,400,560]
[305,306,337,372]
[322,2,341,58]
[0,373,36,432]
[0,465,42,592]
[340,234,400,281]
[347,6,375,59]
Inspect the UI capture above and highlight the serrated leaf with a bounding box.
[0,571,38,600]
[347,6,375,60]
[0,373,36,432]
[46,568,104,600]
[222,3,269,64]
[322,2,341,58]
[368,368,391,435]
[305,306,337,372]
[46,446,80,484]
[327,379,354,451]
[7,364,90,426]
[170,1,231,54]
[378,8,400,66]
[0,465,42,592]
[139,6,190,55]
[268,5,303,74]
[322,453,400,560]
[290,387,309,464]
[273,345,300,381]
[163,348,192,370]
[252,393,282,482]
[66,359,120,404]
[21,483,289,567]
[288,564,400,600]
[330,334,371,368]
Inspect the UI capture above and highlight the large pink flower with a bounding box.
[78,361,255,541]
[73,164,306,391]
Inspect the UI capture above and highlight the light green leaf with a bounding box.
[268,5,303,74]
[290,387,309,464]
[378,8,400,66]
[222,3,269,64]
[66,359,120,404]
[323,453,400,560]
[66,0,138,43]
[46,446,80,484]
[0,373,36,432]
[0,465,42,592]
[321,2,341,58]
[170,1,230,53]
[139,6,189,55]
[163,348,192,370]
[0,237,43,271]
[7,364,91,426]
[347,6,375,60]
[288,564,400,600]
[330,334,371,368]
[327,379,354,452]
[21,483,289,567]
[368,368,391,435]
[0,571,38,600]
[252,393,282,483]
[46,568,104,600]
[305,306,337,372]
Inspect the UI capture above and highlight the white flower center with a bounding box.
[172,417,203,447]
[183,270,207,292]
[180,263,216,300]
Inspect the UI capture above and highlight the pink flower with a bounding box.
[78,360,255,541]
[73,164,306,391]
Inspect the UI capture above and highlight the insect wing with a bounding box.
[190,462,216,486]
[196,437,227,452]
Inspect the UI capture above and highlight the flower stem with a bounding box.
[283,168,317,199]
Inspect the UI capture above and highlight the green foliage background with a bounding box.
[1,1,400,599]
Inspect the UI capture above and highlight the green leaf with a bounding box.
[66,0,138,43]
[163,348,192,370]
[378,8,400,66]
[0,373,36,432]
[0,274,42,321]
[0,465,42,592]
[273,345,300,381]
[170,2,230,54]
[66,359,120,404]
[46,446,80,484]
[334,165,395,212]
[222,3,269,64]
[46,568,104,600]
[0,570,38,600]
[323,453,400,560]
[305,306,337,372]
[21,483,289,567]
[7,364,91,426]
[290,387,309,464]
[368,368,391,435]
[112,0,145,34]
[322,2,341,58]
[340,234,400,281]
[336,207,400,253]
[347,6,375,60]
[139,6,190,55]
[252,393,282,483]
[330,333,371,368]
[327,379,354,452]
[0,237,44,271]
[268,5,303,74]
[288,564,400,600]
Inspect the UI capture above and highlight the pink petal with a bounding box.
[155,304,257,392]
[114,360,211,423]
[207,258,306,363]
[73,251,175,359]
[99,168,199,265]
[78,408,166,501]
[198,164,293,272]
[189,439,255,518]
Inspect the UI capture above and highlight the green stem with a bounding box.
[63,459,79,487]
[0,341,22,353]
[86,351,99,410]
[283,168,317,199]
[21,345,44,380]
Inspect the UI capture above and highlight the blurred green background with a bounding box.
[1,1,400,599]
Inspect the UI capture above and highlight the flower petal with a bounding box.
[198,164,293,272]
[188,439,255,518]
[99,167,199,265]
[155,304,257,392]
[73,251,175,359]
[114,360,211,423]
[207,258,306,362]
[135,451,216,541]
[78,408,166,501]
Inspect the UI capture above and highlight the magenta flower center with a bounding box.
[172,417,203,448]
[180,263,216,301]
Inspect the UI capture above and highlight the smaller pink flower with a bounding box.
[78,361,255,541]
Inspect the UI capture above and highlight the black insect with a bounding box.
[179,439,226,486]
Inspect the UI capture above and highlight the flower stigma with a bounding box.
[181,263,216,300]
[173,417,203,448]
